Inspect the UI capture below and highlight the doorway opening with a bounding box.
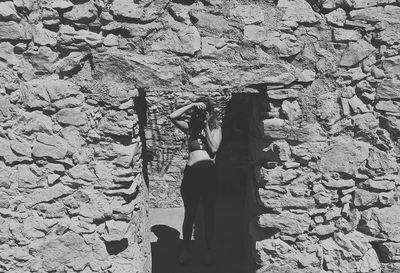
[149,93,256,273]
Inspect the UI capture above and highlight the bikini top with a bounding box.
[188,133,208,152]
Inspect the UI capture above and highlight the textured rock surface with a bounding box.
[1,0,400,272]
[0,1,151,271]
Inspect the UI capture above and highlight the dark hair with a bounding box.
[189,100,219,135]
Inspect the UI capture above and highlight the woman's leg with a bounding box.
[180,167,200,252]
[202,165,217,251]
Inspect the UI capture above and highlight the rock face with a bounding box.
[1,0,400,272]
[0,2,151,272]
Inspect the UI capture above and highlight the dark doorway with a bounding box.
[150,93,254,273]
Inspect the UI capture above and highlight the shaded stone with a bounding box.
[261,118,325,142]
[281,100,301,121]
[25,46,58,73]
[25,183,73,207]
[322,178,355,189]
[229,4,265,25]
[63,1,97,23]
[11,140,31,157]
[111,0,168,22]
[375,100,400,113]
[318,137,369,175]
[20,79,82,109]
[0,21,31,41]
[149,20,201,56]
[365,179,395,191]
[255,239,297,268]
[258,166,300,185]
[367,148,398,173]
[0,42,19,68]
[258,211,311,235]
[358,207,400,241]
[326,8,346,27]
[51,0,73,10]
[265,89,299,100]
[40,233,93,271]
[333,28,361,42]
[102,220,130,241]
[68,165,97,182]
[55,52,85,73]
[32,23,57,46]
[189,10,238,39]
[350,6,400,23]
[112,142,140,168]
[377,242,400,262]
[354,189,379,207]
[19,111,53,135]
[297,69,316,82]
[32,133,68,160]
[55,108,87,126]
[339,39,376,67]
[259,189,315,209]
[277,0,319,24]
[58,25,103,48]
[98,110,136,136]
[311,224,337,236]
[376,79,400,99]
[0,2,20,21]
[17,164,45,188]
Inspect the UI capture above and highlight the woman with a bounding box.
[168,100,222,265]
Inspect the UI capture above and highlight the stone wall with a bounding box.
[1,0,400,271]
[243,1,400,272]
[0,1,152,272]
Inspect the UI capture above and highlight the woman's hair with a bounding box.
[189,99,219,135]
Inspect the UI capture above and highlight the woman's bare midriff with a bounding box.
[187,150,214,166]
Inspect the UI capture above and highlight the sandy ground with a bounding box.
[150,194,253,273]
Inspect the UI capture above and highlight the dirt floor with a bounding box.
[150,193,252,273]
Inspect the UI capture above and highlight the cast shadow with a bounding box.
[151,225,181,273]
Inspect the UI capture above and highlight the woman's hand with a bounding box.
[192,102,206,110]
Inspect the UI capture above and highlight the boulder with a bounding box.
[367,148,398,173]
[259,189,315,209]
[318,137,369,175]
[261,118,325,142]
[0,42,19,69]
[20,79,82,109]
[364,179,395,191]
[111,0,168,22]
[0,21,31,41]
[375,100,400,112]
[339,39,376,67]
[149,21,201,56]
[325,8,346,27]
[98,110,136,136]
[358,207,400,242]
[0,2,20,21]
[382,56,400,79]
[40,233,94,271]
[63,1,97,23]
[376,79,400,99]
[376,242,400,262]
[25,184,73,207]
[229,4,265,24]
[265,89,299,100]
[32,133,68,160]
[350,6,400,23]
[68,165,97,182]
[32,23,57,46]
[354,189,379,208]
[55,108,87,126]
[277,0,319,24]
[258,211,311,235]
[333,28,361,42]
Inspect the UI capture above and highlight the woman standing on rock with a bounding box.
[168,100,222,265]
